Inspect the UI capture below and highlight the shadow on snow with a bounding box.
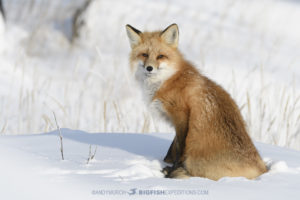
[46,128,172,159]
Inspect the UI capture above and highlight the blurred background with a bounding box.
[0,0,299,149]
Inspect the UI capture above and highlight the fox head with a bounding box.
[126,24,183,84]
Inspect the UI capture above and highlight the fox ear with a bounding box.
[160,24,179,48]
[126,24,142,48]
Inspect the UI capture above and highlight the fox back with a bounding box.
[126,24,267,180]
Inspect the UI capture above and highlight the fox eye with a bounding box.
[157,55,165,59]
[141,53,148,58]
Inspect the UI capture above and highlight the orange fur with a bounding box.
[126,24,267,180]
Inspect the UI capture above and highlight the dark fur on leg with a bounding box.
[162,161,190,179]
[167,167,190,178]
[163,139,176,164]
[162,161,181,177]
[161,166,173,176]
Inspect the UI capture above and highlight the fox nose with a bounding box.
[146,66,153,72]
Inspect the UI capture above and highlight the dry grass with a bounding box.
[1,0,299,151]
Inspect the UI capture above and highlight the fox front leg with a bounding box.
[173,122,188,165]
[162,137,177,176]
[162,123,188,177]
[162,138,184,177]
[163,137,177,164]
[163,124,187,164]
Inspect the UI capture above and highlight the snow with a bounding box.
[1,129,300,199]
[1,0,300,199]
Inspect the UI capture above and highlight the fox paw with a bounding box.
[161,166,173,177]
[162,166,190,179]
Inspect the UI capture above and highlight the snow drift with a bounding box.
[1,129,300,200]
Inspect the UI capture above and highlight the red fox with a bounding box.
[125,23,267,180]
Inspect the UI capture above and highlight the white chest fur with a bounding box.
[135,72,169,124]
[149,99,172,125]
[134,61,176,125]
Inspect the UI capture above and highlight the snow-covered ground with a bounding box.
[1,129,300,200]
[1,0,300,199]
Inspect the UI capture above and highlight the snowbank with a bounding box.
[0,129,300,199]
